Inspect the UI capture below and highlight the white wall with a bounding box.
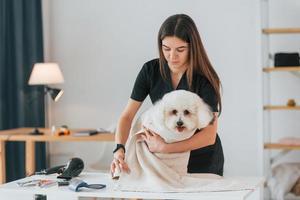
[43,0,263,176]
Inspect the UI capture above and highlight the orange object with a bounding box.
[287,99,296,107]
[55,127,70,136]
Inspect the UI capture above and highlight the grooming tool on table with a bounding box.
[57,157,84,180]
[68,178,106,192]
[58,180,70,186]
[38,180,57,188]
[17,179,41,187]
[35,165,65,175]
[17,179,57,188]
[35,157,84,180]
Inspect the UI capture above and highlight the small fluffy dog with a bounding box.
[141,90,214,143]
[115,90,216,187]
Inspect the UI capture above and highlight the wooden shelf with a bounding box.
[264,143,300,150]
[263,67,300,72]
[264,105,300,110]
[262,28,300,34]
[0,127,115,142]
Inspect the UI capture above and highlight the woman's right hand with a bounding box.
[110,148,130,177]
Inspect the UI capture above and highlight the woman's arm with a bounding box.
[143,113,218,153]
[115,99,142,144]
[111,99,142,175]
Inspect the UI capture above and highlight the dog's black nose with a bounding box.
[177,120,183,127]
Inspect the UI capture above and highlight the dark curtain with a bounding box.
[0,0,46,182]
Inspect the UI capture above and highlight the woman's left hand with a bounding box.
[141,128,167,153]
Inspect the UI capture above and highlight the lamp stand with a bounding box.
[45,91,52,168]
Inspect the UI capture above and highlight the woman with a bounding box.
[111,14,224,176]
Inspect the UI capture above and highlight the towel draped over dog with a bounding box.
[115,119,259,192]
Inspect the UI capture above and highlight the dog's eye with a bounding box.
[171,110,177,115]
[184,110,190,115]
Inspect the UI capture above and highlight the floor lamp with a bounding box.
[28,63,65,134]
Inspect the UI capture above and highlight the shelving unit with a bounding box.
[262,25,300,146]
[262,30,300,150]
[261,1,300,199]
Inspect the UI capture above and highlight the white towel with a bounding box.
[115,118,259,192]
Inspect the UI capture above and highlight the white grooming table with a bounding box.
[0,172,264,200]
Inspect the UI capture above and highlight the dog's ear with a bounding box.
[197,98,214,129]
[151,99,165,128]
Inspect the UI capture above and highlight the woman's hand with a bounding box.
[110,148,130,177]
[141,128,167,153]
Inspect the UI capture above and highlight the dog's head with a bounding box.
[153,90,214,134]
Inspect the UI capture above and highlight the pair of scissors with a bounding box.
[17,179,41,187]
[17,179,57,188]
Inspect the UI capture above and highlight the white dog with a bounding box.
[140,89,214,144]
[115,90,218,191]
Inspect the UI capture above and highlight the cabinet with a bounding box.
[261,0,300,199]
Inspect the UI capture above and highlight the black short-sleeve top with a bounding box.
[130,58,224,176]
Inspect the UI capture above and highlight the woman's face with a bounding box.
[162,36,189,73]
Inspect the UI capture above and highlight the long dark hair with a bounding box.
[157,14,222,114]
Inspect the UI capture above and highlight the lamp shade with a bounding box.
[28,63,64,85]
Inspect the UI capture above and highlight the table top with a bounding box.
[0,172,264,200]
[0,127,115,142]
